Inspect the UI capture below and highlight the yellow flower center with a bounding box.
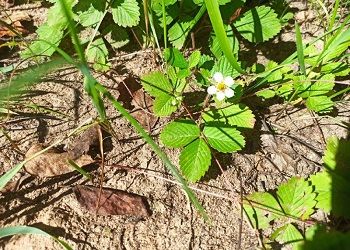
[217,82,226,91]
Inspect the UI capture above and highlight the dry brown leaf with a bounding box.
[131,89,158,130]
[66,124,100,158]
[24,143,94,177]
[73,185,151,217]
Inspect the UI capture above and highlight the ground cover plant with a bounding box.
[0,0,350,249]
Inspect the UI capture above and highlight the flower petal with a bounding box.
[216,91,226,101]
[224,88,234,98]
[213,72,223,83]
[207,85,217,95]
[224,76,234,87]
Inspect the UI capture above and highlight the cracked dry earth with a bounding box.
[1,1,350,250]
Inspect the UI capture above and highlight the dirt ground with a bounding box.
[0,1,349,250]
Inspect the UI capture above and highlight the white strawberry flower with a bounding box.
[207,72,235,101]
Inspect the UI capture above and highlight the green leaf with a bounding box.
[276,177,316,220]
[74,0,106,27]
[203,104,255,129]
[85,38,110,71]
[308,74,335,97]
[306,96,334,113]
[321,62,350,77]
[243,192,282,229]
[188,50,201,69]
[212,56,241,79]
[179,138,211,182]
[265,61,283,82]
[21,24,64,58]
[111,0,140,27]
[210,24,239,59]
[168,17,194,49]
[47,0,76,30]
[164,48,189,69]
[256,89,275,99]
[141,71,173,97]
[153,93,178,117]
[160,120,200,148]
[0,226,73,250]
[103,24,130,49]
[323,27,350,63]
[309,171,332,213]
[323,137,350,171]
[203,124,245,153]
[276,83,293,99]
[234,6,281,43]
[272,224,303,247]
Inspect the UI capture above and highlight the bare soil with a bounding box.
[0,1,349,250]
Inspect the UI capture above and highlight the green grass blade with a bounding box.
[161,0,167,49]
[67,159,92,180]
[295,23,306,76]
[94,82,209,220]
[329,0,340,32]
[0,226,73,250]
[0,163,24,190]
[203,0,244,74]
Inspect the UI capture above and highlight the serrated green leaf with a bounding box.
[164,48,188,68]
[179,138,211,182]
[168,17,193,49]
[276,177,316,220]
[203,104,255,129]
[310,171,332,213]
[308,74,335,97]
[47,0,76,30]
[203,124,245,153]
[141,71,173,97]
[21,24,64,58]
[188,50,201,68]
[160,120,200,148]
[212,56,241,79]
[85,38,110,71]
[234,6,281,43]
[243,192,282,229]
[111,0,140,27]
[153,93,178,116]
[74,0,106,27]
[256,89,275,99]
[306,96,334,113]
[210,25,239,59]
[272,224,303,247]
[103,24,129,49]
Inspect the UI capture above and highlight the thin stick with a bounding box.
[95,125,105,213]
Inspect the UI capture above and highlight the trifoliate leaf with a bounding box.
[234,6,281,43]
[272,224,303,247]
[85,38,110,72]
[160,120,200,148]
[103,24,129,49]
[210,25,239,59]
[111,0,140,27]
[179,138,211,182]
[141,71,173,97]
[276,177,316,220]
[153,93,178,117]
[243,192,282,229]
[164,48,188,69]
[74,0,106,27]
[256,89,275,99]
[203,104,255,129]
[21,24,64,58]
[305,96,334,113]
[212,56,241,79]
[188,50,201,69]
[203,124,245,153]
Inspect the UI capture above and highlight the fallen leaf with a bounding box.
[131,89,158,130]
[24,143,94,177]
[0,12,30,38]
[66,124,100,158]
[73,185,151,217]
